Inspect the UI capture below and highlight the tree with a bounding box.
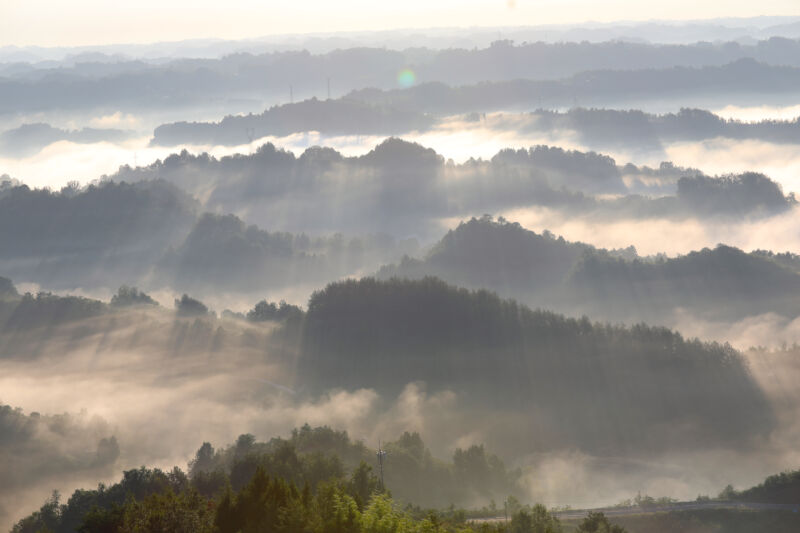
[348,461,380,510]
[110,286,157,307]
[119,490,214,533]
[575,512,626,533]
[175,294,208,316]
[509,505,561,533]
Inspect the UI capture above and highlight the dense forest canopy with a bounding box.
[15,423,800,533]
[299,276,773,454]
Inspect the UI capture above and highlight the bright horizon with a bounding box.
[2,0,800,48]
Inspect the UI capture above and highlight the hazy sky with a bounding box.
[2,0,800,48]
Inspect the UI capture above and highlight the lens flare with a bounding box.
[397,69,416,88]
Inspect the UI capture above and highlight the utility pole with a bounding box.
[376,440,387,491]
[290,84,294,104]
[327,77,331,100]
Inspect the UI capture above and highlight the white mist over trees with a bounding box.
[4,11,800,533]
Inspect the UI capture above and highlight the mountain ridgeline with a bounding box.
[114,139,794,242]
[378,217,800,323]
[6,38,800,115]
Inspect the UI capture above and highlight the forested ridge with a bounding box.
[380,217,800,322]
[299,276,772,453]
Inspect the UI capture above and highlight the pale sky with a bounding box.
[1,0,800,48]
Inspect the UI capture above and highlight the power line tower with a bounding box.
[376,440,387,491]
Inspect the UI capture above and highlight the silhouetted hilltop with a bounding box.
[299,276,773,454]
[114,140,793,242]
[380,217,800,323]
[378,217,591,300]
[505,107,800,154]
[150,61,800,148]
[156,212,418,293]
[349,60,800,112]
[0,179,195,257]
[569,244,800,320]
[4,292,107,331]
[0,179,196,289]
[151,97,433,146]
[0,122,133,157]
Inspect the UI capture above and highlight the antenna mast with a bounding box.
[376,440,387,490]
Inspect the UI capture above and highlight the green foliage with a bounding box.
[509,505,561,533]
[574,512,626,533]
[15,426,527,533]
[119,490,214,533]
[729,469,800,503]
[12,491,61,533]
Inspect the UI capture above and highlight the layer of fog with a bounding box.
[494,205,800,258]
[4,306,800,529]
[5,131,787,194]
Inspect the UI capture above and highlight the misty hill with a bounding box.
[5,38,800,114]
[379,217,800,324]
[494,107,800,156]
[347,59,800,113]
[0,122,133,157]
[729,470,800,504]
[568,244,800,321]
[13,425,523,533]
[187,426,521,508]
[3,292,107,331]
[378,217,593,302]
[114,140,793,241]
[150,60,800,148]
[151,97,433,146]
[0,179,196,289]
[156,213,418,293]
[0,404,119,530]
[299,277,773,454]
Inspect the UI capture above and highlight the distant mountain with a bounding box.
[347,59,800,113]
[150,62,800,148]
[5,39,800,114]
[0,123,133,157]
[151,97,433,147]
[491,107,800,156]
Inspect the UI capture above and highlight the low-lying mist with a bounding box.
[3,285,800,529]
